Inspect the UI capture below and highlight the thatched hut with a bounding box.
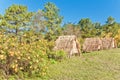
[101,38,117,49]
[82,38,116,52]
[82,38,102,52]
[53,35,81,57]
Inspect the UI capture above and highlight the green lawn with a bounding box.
[47,48,120,80]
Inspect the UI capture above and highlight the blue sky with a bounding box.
[0,0,120,24]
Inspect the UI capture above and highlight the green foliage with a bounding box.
[48,50,66,61]
[78,18,97,38]
[77,16,120,43]
[78,38,84,51]
[43,2,63,41]
[49,59,57,64]
[101,22,120,38]
[3,4,33,35]
[106,16,115,25]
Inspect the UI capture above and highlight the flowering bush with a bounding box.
[0,32,49,79]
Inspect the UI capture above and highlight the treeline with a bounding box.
[63,17,120,38]
[1,2,120,43]
[63,17,120,47]
[0,2,120,79]
[0,2,120,43]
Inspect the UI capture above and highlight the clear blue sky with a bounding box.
[0,0,120,24]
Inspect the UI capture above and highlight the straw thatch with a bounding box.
[83,38,116,52]
[53,35,81,57]
[101,38,117,49]
[83,38,102,52]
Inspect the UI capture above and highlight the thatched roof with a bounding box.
[83,38,116,52]
[53,35,81,57]
[101,38,117,49]
[83,38,102,52]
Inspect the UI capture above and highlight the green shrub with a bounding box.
[78,38,84,52]
[47,50,66,61]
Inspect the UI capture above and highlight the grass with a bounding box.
[47,48,120,80]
